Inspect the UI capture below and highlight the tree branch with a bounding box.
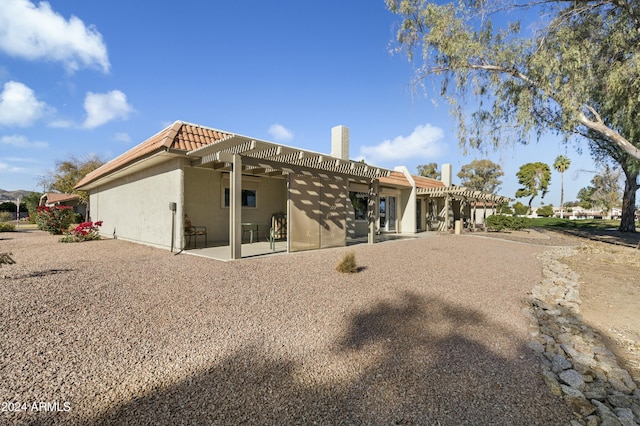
[437,61,640,161]
[577,111,640,160]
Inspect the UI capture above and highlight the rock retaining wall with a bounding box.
[528,247,640,426]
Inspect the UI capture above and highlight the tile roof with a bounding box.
[76,121,233,189]
[172,122,234,151]
[378,171,445,189]
[77,120,395,188]
[41,192,79,204]
[413,174,445,189]
[378,171,412,187]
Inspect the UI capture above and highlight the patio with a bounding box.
[180,233,430,261]
[182,239,288,261]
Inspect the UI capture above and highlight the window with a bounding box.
[224,188,257,208]
[349,192,368,220]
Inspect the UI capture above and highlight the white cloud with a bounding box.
[5,157,39,163]
[82,90,133,129]
[48,119,73,128]
[268,123,294,142]
[0,161,29,173]
[0,0,110,73]
[359,123,446,165]
[1,134,48,148]
[114,132,131,143]
[0,81,48,127]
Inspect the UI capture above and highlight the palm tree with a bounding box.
[553,155,571,218]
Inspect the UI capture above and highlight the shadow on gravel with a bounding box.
[19,268,74,278]
[92,292,572,425]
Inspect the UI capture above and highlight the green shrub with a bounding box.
[512,201,529,216]
[498,204,513,215]
[35,206,74,235]
[336,251,358,273]
[536,205,555,217]
[0,212,13,222]
[485,215,531,231]
[0,222,16,232]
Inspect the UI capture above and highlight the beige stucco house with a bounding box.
[76,120,509,259]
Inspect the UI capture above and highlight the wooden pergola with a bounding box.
[417,186,512,232]
[187,134,392,259]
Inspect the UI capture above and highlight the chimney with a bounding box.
[441,163,452,187]
[331,125,350,160]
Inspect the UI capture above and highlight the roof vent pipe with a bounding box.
[331,125,350,160]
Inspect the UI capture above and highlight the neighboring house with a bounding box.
[552,206,623,220]
[76,120,508,259]
[40,192,86,219]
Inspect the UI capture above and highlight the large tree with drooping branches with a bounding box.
[386,0,640,231]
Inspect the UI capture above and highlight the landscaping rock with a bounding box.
[552,354,573,373]
[560,369,586,391]
[562,384,586,399]
[564,396,596,417]
[613,407,635,423]
[531,247,640,426]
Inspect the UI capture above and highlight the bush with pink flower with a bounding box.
[59,221,103,243]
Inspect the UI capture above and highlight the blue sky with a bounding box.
[0,0,598,206]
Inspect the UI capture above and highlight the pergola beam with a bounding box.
[187,135,390,181]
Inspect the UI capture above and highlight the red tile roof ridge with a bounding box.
[75,120,241,189]
[412,174,445,188]
[75,121,183,189]
[378,171,412,187]
[172,120,240,139]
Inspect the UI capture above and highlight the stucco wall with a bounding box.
[398,187,415,234]
[183,168,287,243]
[288,175,347,252]
[88,158,183,249]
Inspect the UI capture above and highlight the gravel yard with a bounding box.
[1,230,574,425]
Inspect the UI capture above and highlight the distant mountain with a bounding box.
[0,189,38,202]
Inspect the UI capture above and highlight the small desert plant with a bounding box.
[336,250,358,273]
[0,252,15,266]
[0,212,13,222]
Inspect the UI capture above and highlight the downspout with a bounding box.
[174,157,186,255]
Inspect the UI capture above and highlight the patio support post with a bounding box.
[230,154,242,260]
[443,195,451,231]
[472,201,477,231]
[367,180,378,244]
